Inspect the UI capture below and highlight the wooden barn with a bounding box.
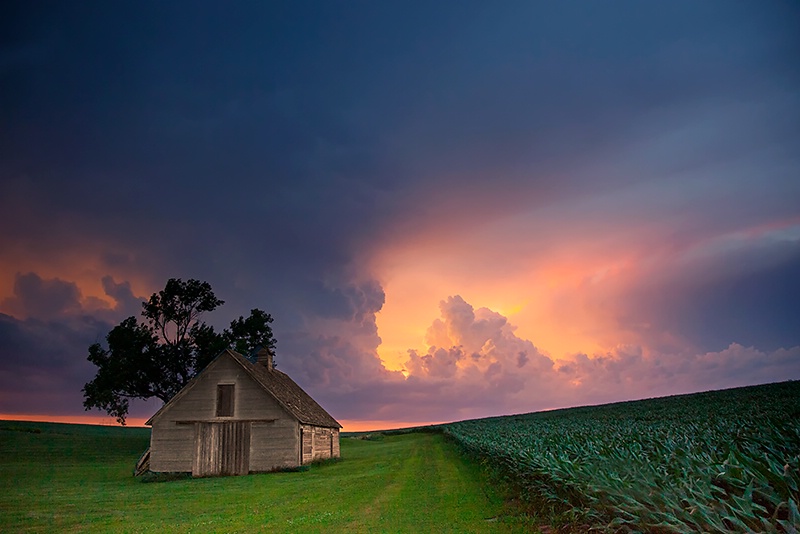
[143,347,341,477]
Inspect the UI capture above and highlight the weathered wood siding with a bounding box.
[149,420,194,472]
[249,419,299,472]
[193,421,250,477]
[332,428,340,458]
[300,424,340,464]
[149,355,299,473]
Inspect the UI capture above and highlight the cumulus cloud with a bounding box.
[407,295,552,381]
[99,275,143,320]
[386,296,800,421]
[281,331,399,395]
[268,276,408,420]
[0,272,145,324]
[267,292,553,422]
[0,272,152,418]
[406,346,464,379]
[279,330,409,422]
[405,295,553,395]
[387,296,557,420]
[554,343,800,407]
[1,273,83,320]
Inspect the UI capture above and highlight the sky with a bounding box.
[1,1,799,430]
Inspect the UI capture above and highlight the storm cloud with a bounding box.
[1,1,798,426]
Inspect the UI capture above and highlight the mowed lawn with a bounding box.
[0,421,530,533]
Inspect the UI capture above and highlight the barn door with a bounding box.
[193,422,251,477]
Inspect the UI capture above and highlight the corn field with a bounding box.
[443,381,800,532]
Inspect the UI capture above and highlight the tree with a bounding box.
[82,278,276,424]
[226,308,277,358]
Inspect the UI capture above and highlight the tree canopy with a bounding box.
[82,278,276,424]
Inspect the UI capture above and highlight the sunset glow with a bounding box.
[0,413,149,428]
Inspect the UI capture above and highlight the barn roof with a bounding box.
[145,349,341,428]
[227,349,341,428]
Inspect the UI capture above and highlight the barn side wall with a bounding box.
[300,425,340,464]
[249,419,299,472]
[149,356,300,473]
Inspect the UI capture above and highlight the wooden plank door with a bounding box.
[193,422,251,476]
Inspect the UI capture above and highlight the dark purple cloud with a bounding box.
[0,273,157,418]
[1,273,82,320]
[601,234,800,354]
[0,312,105,414]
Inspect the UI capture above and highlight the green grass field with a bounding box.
[0,422,529,533]
[6,382,798,533]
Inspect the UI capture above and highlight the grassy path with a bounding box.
[0,422,531,533]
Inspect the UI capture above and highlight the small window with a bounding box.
[216,384,234,417]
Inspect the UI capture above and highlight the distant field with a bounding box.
[0,421,528,533]
[4,382,798,533]
[443,381,800,532]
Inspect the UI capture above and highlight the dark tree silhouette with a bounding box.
[82,278,276,424]
[226,308,277,358]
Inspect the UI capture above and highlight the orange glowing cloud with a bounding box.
[371,219,637,369]
[370,197,800,374]
[0,271,150,326]
[366,288,800,423]
[0,254,153,316]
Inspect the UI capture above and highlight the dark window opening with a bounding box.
[216,384,234,417]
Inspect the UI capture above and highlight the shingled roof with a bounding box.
[146,349,341,428]
[227,349,341,428]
